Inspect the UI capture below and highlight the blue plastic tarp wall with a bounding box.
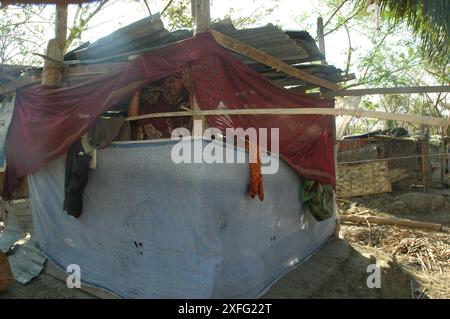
[29,139,336,298]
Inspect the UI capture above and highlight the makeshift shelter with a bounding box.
[0,16,344,298]
[337,129,450,196]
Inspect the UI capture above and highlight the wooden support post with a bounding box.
[191,0,210,132]
[422,125,430,191]
[41,3,67,87]
[317,16,326,65]
[192,0,210,35]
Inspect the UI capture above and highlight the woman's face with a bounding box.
[163,75,184,97]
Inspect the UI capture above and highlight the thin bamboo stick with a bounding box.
[125,107,450,128]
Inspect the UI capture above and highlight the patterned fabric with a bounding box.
[137,124,163,140]
[136,86,192,140]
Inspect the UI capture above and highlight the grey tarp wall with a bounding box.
[29,139,336,298]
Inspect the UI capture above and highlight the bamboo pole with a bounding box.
[339,215,449,233]
[125,107,450,128]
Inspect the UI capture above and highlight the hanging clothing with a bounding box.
[87,114,126,149]
[63,115,126,218]
[63,140,91,218]
[248,144,264,201]
[299,179,333,221]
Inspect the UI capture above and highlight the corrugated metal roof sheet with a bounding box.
[0,15,348,92]
[62,14,346,90]
[63,14,347,89]
[65,15,320,65]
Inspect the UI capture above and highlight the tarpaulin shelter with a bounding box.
[3,33,336,198]
[0,17,342,298]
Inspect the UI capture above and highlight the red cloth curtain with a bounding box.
[3,32,335,199]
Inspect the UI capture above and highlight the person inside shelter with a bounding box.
[128,71,194,140]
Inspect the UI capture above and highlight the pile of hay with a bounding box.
[341,224,449,298]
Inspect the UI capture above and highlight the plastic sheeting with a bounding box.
[0,95,15,169]
[29,139,336,298]
[0,209,46,284]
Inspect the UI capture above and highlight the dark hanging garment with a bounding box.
[63,140,91,218]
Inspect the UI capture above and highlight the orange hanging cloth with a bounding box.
[248,144,264,201]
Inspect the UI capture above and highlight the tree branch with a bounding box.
[323,6,364,37]
[323,0,349,29]
[65,0,109,52]
[161,0,174,15]
[142,0,152,16]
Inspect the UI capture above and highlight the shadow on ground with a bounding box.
[263,237,419,299]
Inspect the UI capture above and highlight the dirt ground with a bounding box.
[337,190,450,299]
[0,190,449,299]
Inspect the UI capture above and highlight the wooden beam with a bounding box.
[126,107,450,128]
[324,86,450,97]
[339,215,449,233]
[33,52,65,66]
[67,62,127,77]
[209,29,339,91]
[0,63,127,95]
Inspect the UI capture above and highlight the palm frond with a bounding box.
[354,0,449,62]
